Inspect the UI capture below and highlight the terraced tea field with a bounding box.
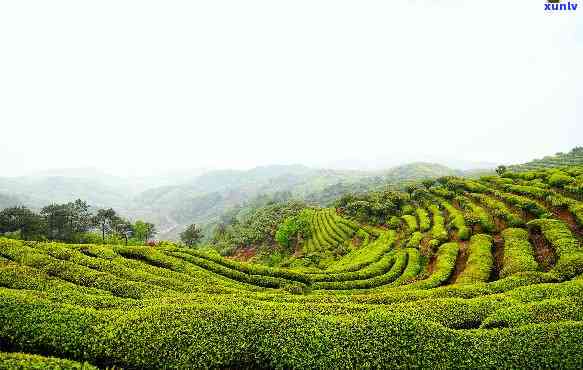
[1,166,583,368]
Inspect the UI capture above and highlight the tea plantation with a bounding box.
[1,166,583,368]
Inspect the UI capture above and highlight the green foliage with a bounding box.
[0,352,98,369]
[500,228,539,278]
[326,230,395,273]
[275,209,312,250]
[390,248,421,286]
[1,235,583,368]
[312,250,406,290]
[210,200,309,255]
[437,198,470,240]
[527,219,583,279]
[416,208,430,232]
[180,223,204,247]
[0,206,46,241]
[456,196,495,233]
[470,193,525,227]
[564,175,583,195]
[428,205,448,242]
[387,216,401,229]
[481,298,583,329]
[0,201,156,246]
[3,163,583,368]
[300,209,363,263]
[335,190,408,225]
[93,208,117,243]
[406,231,424,249]
[405,242,459,290]
[401,204,415,215]
[491,190,550,218]
[456,234,493,284]
[508,147,583,172]
[41,199,93,242]
[547,171,575,187]
[401,215,418,233]
[354,229,370,245]
[132,220,157,242]
[427,238,441,251]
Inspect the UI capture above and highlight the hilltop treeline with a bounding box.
[0,199,156,245]
[508,146,583,172]
[209,199,310,258]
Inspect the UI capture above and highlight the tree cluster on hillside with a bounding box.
[275,209,312,251]
[334,190,409,225]
[180,223,203,247]
[209,200,311,255]
[0,199,156,245]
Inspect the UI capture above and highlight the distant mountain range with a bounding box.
[0,161,476,240]
[321,157,497,172]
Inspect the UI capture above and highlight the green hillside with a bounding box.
[0,163,464,241]
[1,165,583,368]
[508,147,583,172]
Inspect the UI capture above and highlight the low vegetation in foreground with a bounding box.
[1,165,583,368]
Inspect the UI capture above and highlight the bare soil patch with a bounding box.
[446,241,468,285]
[490,234,504,281]
[229,246,257,262]
[528,228,556,271]
[550,206,583,239]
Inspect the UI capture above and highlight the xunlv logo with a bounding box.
[545,0,578,11]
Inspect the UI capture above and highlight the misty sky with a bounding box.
[1,1,581,176]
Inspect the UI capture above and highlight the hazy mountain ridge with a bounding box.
[0,162,485,240]
[508,147,583,172]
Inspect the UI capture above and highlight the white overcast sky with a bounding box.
[1,1,581,176]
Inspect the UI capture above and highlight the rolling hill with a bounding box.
[508,147,583,172]
[0,162,465,240]
[1,164,582,367]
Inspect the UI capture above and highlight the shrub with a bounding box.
[456,234,493,284]
[527,219,583,279]
[406,232,424,249]
[387,216,401,229]
[500,228,539,278]
[481,298,583,329]
[2,292,583,369]
[464,200,495,233]
[470,193,524,227]
[427,239,441,251]
[312,251,407,290]
[491,190,550,218]
[438,199,471,240]
[547,172,575,187]
[404,242,459,290]
[401,215,418,233]
[427,205,448,242]
[0,352,98,369]
[416,208,431,232]
[325,230,396,273]
[390,248,421,286]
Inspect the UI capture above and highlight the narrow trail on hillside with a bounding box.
[423,254,438,279]
[528,227,556,271]
[491,234,504,281]
[549,206,583,239]
[447,241,468,285]
[444,201,470,285]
